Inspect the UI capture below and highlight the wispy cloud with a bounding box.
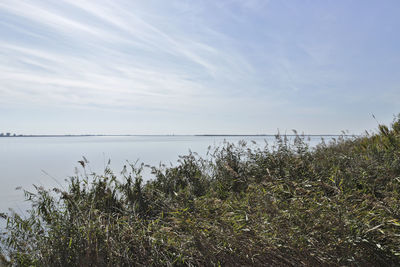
[1,0,398,134]
[0,0,265,114]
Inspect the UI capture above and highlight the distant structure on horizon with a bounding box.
[0,132,17,137]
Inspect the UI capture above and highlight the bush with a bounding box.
[1,116,400,266]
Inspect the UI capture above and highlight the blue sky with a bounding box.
[0,0,399,135]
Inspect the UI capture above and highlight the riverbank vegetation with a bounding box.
[1,117,400,266]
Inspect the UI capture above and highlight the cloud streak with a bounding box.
[0,0,262,111]
[1,0,399,134]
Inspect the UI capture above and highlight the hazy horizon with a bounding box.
[0,133,356,136]
[1,1,399,135]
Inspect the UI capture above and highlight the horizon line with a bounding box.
[0,133,359,137]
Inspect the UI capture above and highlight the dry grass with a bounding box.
[1,116,400,266]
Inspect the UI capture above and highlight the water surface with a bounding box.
[0,135,331,212]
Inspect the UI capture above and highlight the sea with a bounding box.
[0,135,337,213]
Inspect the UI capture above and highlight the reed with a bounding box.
[1,116,400,266]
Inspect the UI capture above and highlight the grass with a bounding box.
[1,116,400,266]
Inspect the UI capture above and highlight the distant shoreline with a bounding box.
[0,134,358,138]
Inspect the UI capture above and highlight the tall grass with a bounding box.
[1,116,400,266]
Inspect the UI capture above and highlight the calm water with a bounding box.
[0,135,331,213]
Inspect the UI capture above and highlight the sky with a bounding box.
[0,0,399,135]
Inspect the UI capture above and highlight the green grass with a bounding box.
[1,116,400,266]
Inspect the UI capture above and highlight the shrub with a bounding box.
[1,116,400,266]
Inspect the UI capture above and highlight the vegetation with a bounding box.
[1,117,400,266]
